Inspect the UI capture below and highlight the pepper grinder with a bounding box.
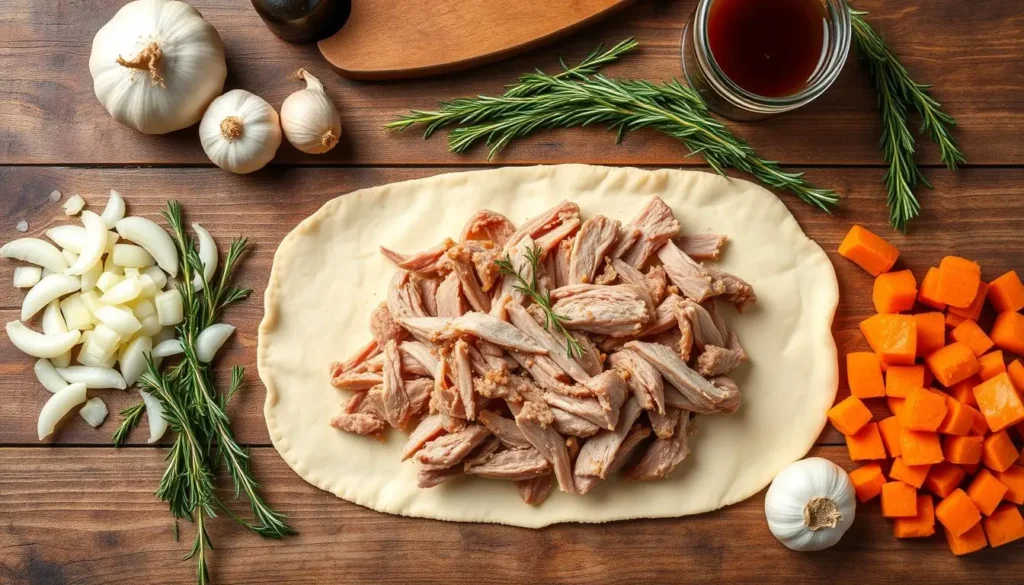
[251,0,351,44]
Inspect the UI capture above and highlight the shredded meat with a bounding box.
[478,410,532,449]
[515,407,575,492]
[549,238,573,289]
[656,241,724,302]
[637,294,686,338]
[464,240,502,293]
[504,200,581,254]
[550,284,650,337]
[609,349,665,414]
[515,475,554,505]
[625,410,691,480]
[397,313,548,354]
[415,425,491,469]
[399,341,439,377]
[706,265,757,310]
[612,197,680,267]
[441,244,491,312]
[386,271,429,320]
[435,271,467,318]
[402,414,445,460]
[460,210,516,246]
[675,233,727,261]
[380,340,410,428]
[575,423,652,495]
[609,258,655,313]
[465,447,552,480]
[574,398,644,480]
[678,299,726,351]
[696,344,746,377]
[418,466,463,488]
[329,412,385,436]
[330,339,379,378]
[550,407,601,438]
[568,215,621,285]
[625,341,740,414]
[647,407,679,439]
[452,339,476,420]
[645,266,668,305]
[508,303,591,383]
[380,238,454,274]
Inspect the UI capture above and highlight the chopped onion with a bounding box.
[196,323,235,363]
[89,324,122,354]
[104,231,119,254]
[21,273,80,320]
[95,271,123,293]
[79,397,108,427]
[152,338,185,358]
[100,190,126,229]
[59,293,92,331]
[141,314,162,336]
[77,342,115,368]
[13,266,42,288]
[37,382,87,440]
[103,253,122,275]
[111,244,154,268]
[63,194,86,216]
[6,321,81,358]
[191,223,218,292]
[79,290,103,316]
[61,249,79,266]
[115,217,178,277]
[139,389,167,443]
[65,211,107,276]
[119,335,152,386]
[137,274,158,298]
[34,358,69,393]
[56,365,127,389]
[80,258,102,292]
[45,225,87,253]
[0,237,69,272]
[93,305,142,335]
[155,289,184,326]
[99,277,143,305]
[142,265,167,290]
[52,350,72,369]
[42,299,68,333]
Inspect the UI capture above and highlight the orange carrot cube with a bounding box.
[887,397,907,423]
[946,311,968,329]
[990,311,1024,356]
[983,505,1024,548]
[948,282,989,322]
[983,431,1019,473]
[878,415,903,457]
[885,365,925,398]
[846,422,887,461]
[925,461,966,498]
[881,481,918,518]
[902,387,948,432]
[977,350,1006,381]
[948,375,981,407]
[926,342,980,387]
[827,395,873,436]
[893,494,936,539]
[861,314,917,366]
[995,465,1024,505]
[944,435,984,465]
[838,225,899,276]
[937,256,982,309]
[889,457,931,488]
[987,270,1024,313]
[950,320,994,357]
[966,469,1009,516]
[846,352,886,399]
[973,372,1024,432]
[849,463,886,503]
[914,312,946,357]
[938,396,975,436]
[901,429,944,466]
[918,267,947,310]
[873,270,917,314]
[1008,360,1024,391]
[969,406,990,436]
[946,522,988,555]
[936,488,982,536]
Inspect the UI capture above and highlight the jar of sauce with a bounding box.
[681,0,851,120]
[251,0,350,44]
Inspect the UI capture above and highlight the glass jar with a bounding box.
[681,0,851,120]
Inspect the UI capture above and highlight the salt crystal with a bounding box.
[49,189,62,202]
[16,220,28,232]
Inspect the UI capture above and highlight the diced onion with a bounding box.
[99,277,143,305]
[89,324,122,354]
[142,265,167,290]
[59,293,92,331]
[0,237,69,273]
[62,194,86,216]
[34,358,69,393]
[95,271,123,293]
[139,389,167,443]
[152,338,185,358]
[80,259,102,292]
[105,231,119,254]
[93,305,142,335]
[45,225,87,253]
[79,290,103,316]
[115,217,178,277]
[103,253,122,275]
[137,274,158,299]
[21,273,80,320]
[131,298,157,320]
[100,190,126,229]
[77,343,115,368]
[61,249,79,266]
[111,244,155,268]
[56,365,126,389]
[140,314,162,337]
[5,321,81,358]
[191,223,218,292]
[119,335,152,386]
[196,323,235,363]
[155,289,184,326]
[42,299,68,332]
[37,382,87,440]
[65,211,107,276]
[79,397,108,427]
[13,266,42,288]
[52,351,72,369]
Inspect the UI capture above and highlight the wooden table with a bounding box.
[2,1,1022,583]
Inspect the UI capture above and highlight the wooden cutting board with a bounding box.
[317,0,636,80]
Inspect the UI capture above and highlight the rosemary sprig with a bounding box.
[112,402,145,446]
[387,40,839,212]
[495,244,583,359]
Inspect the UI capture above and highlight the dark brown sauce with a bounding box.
[707,0,826,98]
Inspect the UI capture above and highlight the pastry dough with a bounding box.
[258,165,839,527]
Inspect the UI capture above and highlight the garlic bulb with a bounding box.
[764,457,856,552]
[199,90,282,174]
[89,0,227,135]
[281,69,342,154]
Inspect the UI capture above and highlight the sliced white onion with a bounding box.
[139,389,167,443]
[60,293,92,331]
[155,289,183,326]
[63,194,86,216]
[196,323,234,363]
[124,266,140,278]
[77,344,115,368]
[6,321,81,358]
[79,397,108,427]
[152,326,177,345]
[42,299,68,334]
[79,290,102,315]
[191,223,218,292]
[52,351,72,368]
[56,365,127,389]
[61,249,79,267]
[89,324,122,354]
[95,271,122,293]
[38,382,87,440]
[34,358,69,393]
[13,266,42,288]
[100,190,126,229]
[21,273,80,320]
[45,225,87,253]
[80,258,102,292]
[137,274,158,298]
[119,335,152,386]
[115,217,178,277]
[99,277,143,305]
[93,305,142,335]
[140,314,162,337]
[152,338,185,358]
[65,211,107,276]
[102,253,122,275]
[112,244,155,268]
[105,231,119,254]
[142,265,167,290]
[0,238,69,273]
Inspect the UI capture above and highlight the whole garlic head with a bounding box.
[280,69,342,154]
[764,457,856,552]
[199,90,282,174]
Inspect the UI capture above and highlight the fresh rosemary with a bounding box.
[387,39,839,212]
[112,202,294,584]
[850,7,964,230]
[494,244,584,359]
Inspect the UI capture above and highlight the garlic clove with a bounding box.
[281,68,342,155]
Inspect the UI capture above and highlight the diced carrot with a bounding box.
[914,312,946,357]
[977,350,1006,381]
[936,488,982,536]
[918,267,947,310]
[948,282,989,322]
[1008,360,1024,391]
[945,521,988,555]
[827,395,873,436]
[969,406,990,436]
[885,365,925,398]
[950,320,994,357]
[887,397,907,423]
[873,270,918,314]
[990,311,1024,356]
[893,494,936,539]
[902,387,948,432]
[973,372,1024,432]
[889,457,931,488]
[948,375,981,407]
[962,463,982,476]
[926,342,980,387]
[846,422,887,461]
[861,314,917,366]
[983,431,1019,473]
[881,481,918,518]
[901,429,944,466]
[946,311,968,329]
[838,225,899,276]
[925,461,966,498]
[846,352,886,399]
[995,465,1024,505]
[878,415,903,457]
[983,504,1024,548]
[987,271,1024,313]
[938,396,975,436]
[849,463,886,503]
[936,256,982,309]
[944,435,984,465]
[966,469,1009,516]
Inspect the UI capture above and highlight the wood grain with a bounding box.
[1,166,1022,446]
[1,0,1021,166]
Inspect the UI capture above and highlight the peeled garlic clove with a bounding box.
[195,323,235,362]
[56,365,127,390]
[1,237,69,273]
[199,89,282,174]
[100,190,126,228]
[21,274,81,320]
[6,321,81,359]
[115,216,178,277]
[191,223,218,292]
[139,389,167,443]
[65,211,108,276]
[281,68,341,155]
[38,382,88,440]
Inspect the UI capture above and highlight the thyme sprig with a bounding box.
[495,244,583,359]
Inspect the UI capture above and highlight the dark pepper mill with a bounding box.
[251,0,351,44]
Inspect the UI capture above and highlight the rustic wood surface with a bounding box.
[1,0,1023,583]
